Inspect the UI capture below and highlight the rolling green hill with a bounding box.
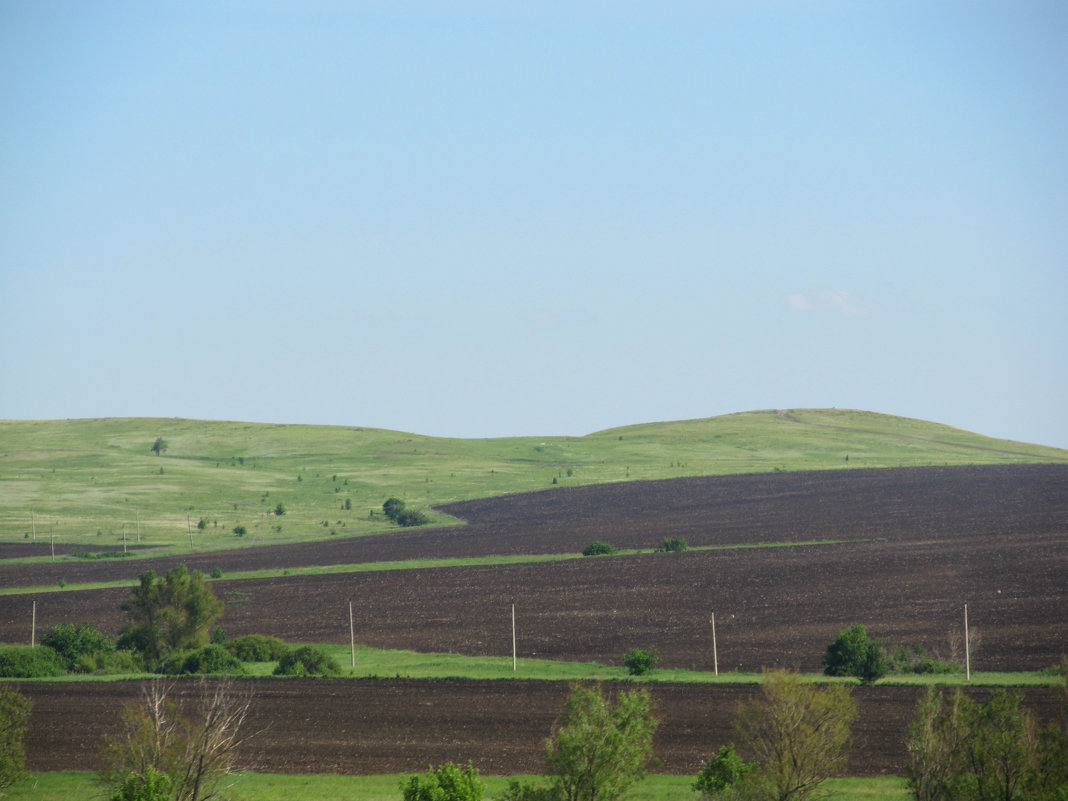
[2,409,1065,554]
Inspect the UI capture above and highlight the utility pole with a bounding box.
[50,525,55,562]
[31,509,36,542]
[712,611,719,676]
[511,598,517,673]
[964,603,971,681]
[187,516,194,552]
[31,601,36,648]
[349,599,356,669]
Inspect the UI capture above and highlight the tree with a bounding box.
[0,684,31,794]
[906,686,1065,801]
[119,565,224,668]
[823,625,887,685]
[401,762,484,801]
[101,678,254,801]
[41,621,115,671]
[151,437,168,456]
[383,497,406,521]
[658,537,688,553]
[272,645,340,677]
[735,670,856,801]
[623,648,659,676]
[544,684,658,801]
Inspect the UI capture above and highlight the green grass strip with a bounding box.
[5,772,912,801]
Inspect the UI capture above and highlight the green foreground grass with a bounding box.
[3,409,1065,553]
[8,771,911,801]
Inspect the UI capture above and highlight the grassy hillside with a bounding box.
[1,409,1065,553]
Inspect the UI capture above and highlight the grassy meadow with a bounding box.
[2,409,1065,554]
[7,771,912,801]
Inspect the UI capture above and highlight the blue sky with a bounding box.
[2,1,1066,447]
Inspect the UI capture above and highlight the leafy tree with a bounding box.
[823,624,887,685]
[581,541,616,557]
[383,497,406,521]
[907,685,1066,801]
[0,684,31,794]
[161,645,247,676]
[118,565,224,669]
[623,648,659,676]
[401,762,484,801]
[273,502,285,516]
[735,669,856,801]
[272,645,340,677]
[101,678,254,801]
[151,437,168,456]
[693,744,758,800]
[544,684,658,801]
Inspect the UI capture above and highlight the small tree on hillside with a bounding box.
[401,762,484,801]
[545,684,658,801]
[151,437,168,456]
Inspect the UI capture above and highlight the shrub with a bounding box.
[693,744,758,799]
[395,509,430,527]
[0,684,32,793]
[582,541,617,556]
[233,526,247,537]
[658,537,688,552]
[209,566,223,579]
[274,502,286,516]
[0,645,66,677]
[109,766,173,801]
[227,634,291,662]
[273,645,340,677]
[161,645,247,676]
[401,762,484,801]
[40,622,115,670]
[623,648,660,676]
[823,624,887,685]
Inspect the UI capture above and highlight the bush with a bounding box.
[109,766,173,801]
[0,645,66,677]
[395,509,429,527]
[40,622,115,670]
[823,624,887,685]
[273,645,340,677]
[623,648,660,676]
[160,645,247,676]
[693,744,758,799]
[274,502,286,516]
[658,537,688,552]
[582,541,616,556]
[233,526,247,536]
[226,634,291,662]
[401,762,484,801]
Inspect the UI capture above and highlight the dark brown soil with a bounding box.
[15,679,1065,777]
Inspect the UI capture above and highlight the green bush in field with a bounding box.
[226,634,291,662]
[823,624,887,685]
[273,645,340,677]
[658,537,688,552]
[401,762,483,801]
[109,766,173,801]
[0,645,66,677]
[395,508,430,527]
[40,622,115,670]
[623,648,660,676]
[161,644,247,676]
[582,541,616,556]
[0,684,31,793]
[382,497,406,520]
[693,744,758,799]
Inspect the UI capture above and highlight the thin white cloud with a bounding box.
[786,288,884,318]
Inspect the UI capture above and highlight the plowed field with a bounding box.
[4,464,1067,776]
